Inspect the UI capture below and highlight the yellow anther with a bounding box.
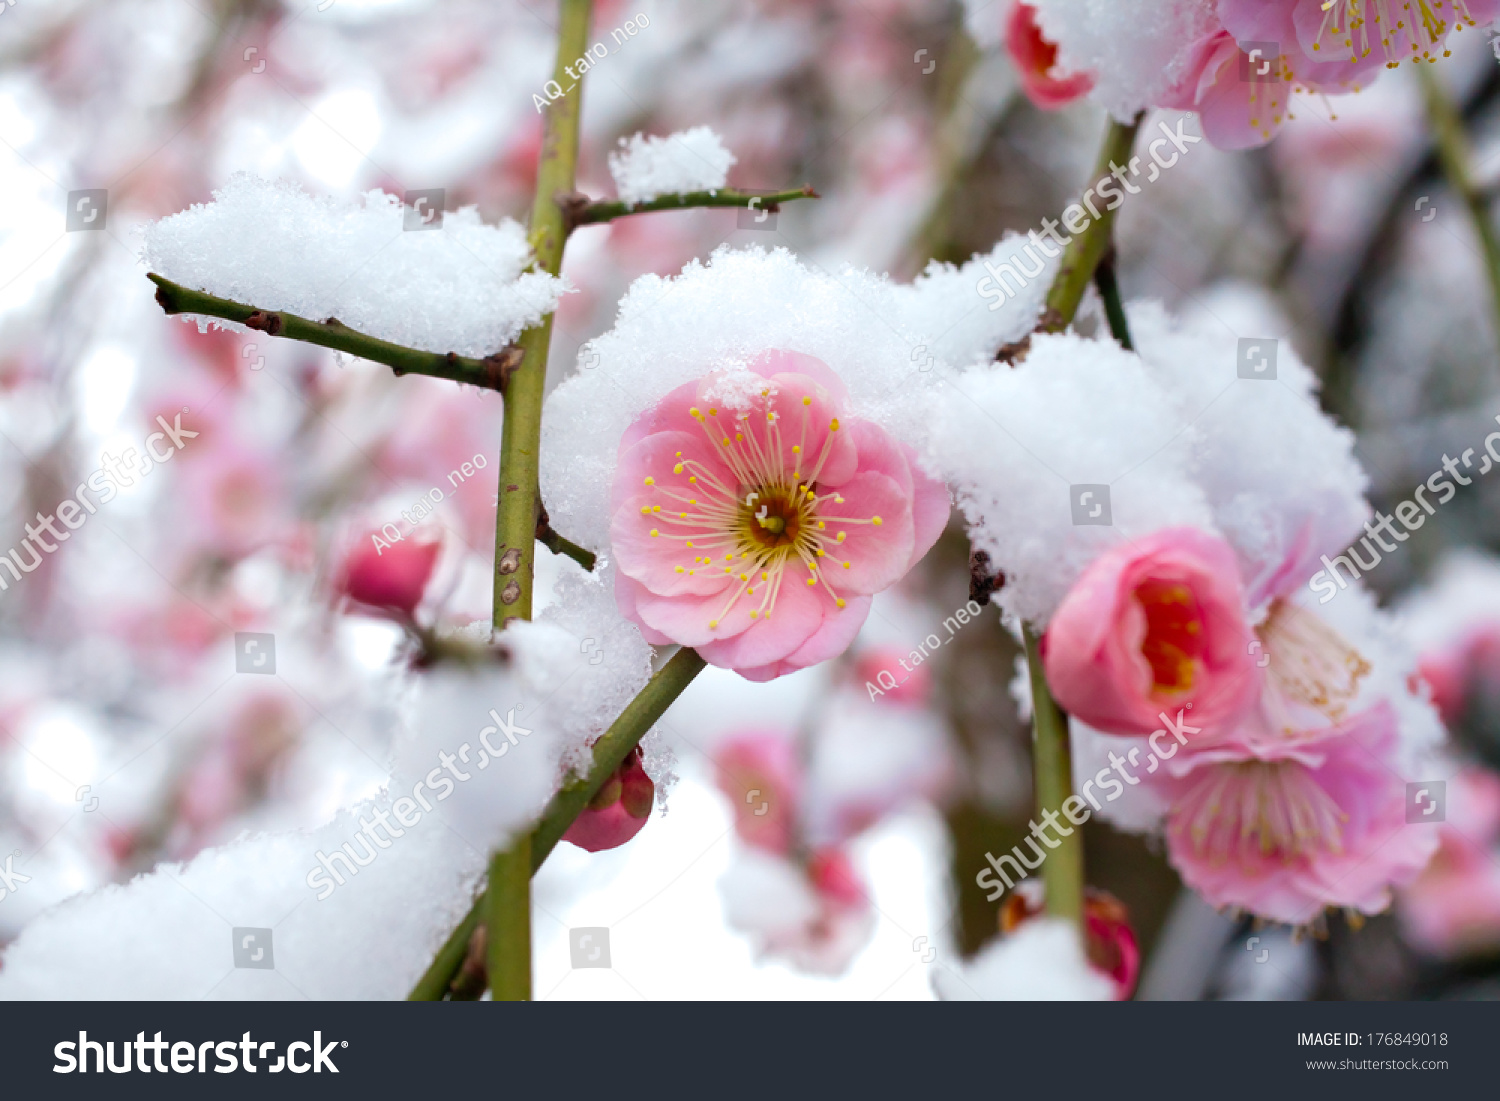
[673,463,684,474]
[830,418,840,431]
[644,476,655,486]
[836,532,846,543]
[836,598,847,608]
[872,516,883,526]
[650,529,660,537]
[709,619,718,628]
[806,577,816,586]
[802,396,811,406]
[792,445,801,454]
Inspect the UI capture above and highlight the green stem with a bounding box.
[1042,115,1142,332]
[1417,64,1500,351]
[1094,250,1134,350]
[481,0,594,1003]
[486,837,532,1001]
[571,186,818,227]
[537,516,597,571]
[146,274,521,391]
[1023,625,1082,924]
[493,0,592,629]
[407,646,706,1000]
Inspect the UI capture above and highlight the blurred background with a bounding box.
[3,0,1500,999]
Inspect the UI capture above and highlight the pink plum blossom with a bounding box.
[1005,2,1094,111]
[1158,701,1438,924]
[1041,527,1261,739]
[611,350,948,680]
[561,747,654,852]
[713,730,802,855]
[340,535,441,619]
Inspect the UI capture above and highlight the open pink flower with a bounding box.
[1159,702,1438,924]
[1041,527,1261,738]
[1006,2,1094,110]
[339,536,441,618]
[713,730,802,855]
[612,350,948,681]
[1219,0,1498,76]
[562,747,654,852]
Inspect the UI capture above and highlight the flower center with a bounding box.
[1134,578,1204,695]
[638,389,886,628]
[1256,598,1370,724]
[1311,0,1475,68]
[1177,759,1348,864]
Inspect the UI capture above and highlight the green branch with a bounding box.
[1020,118,1143,926]
[479,0,596,1004]
[408,646,706,1001]
[1093,249,1134,350]
[1023,625,1082,923]
[1417,64,1500,359]
[146,274,521,391]
[567,186,819,228]
[1041,115,1142,333]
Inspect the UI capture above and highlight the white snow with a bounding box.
[143,173,564,359]
[931,919,1115,1000]
[924,330,1214,626]
[608,126,737,204]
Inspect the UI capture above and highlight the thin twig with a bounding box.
[146,274,522,392]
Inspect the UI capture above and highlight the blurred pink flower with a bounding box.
[176,441,286,560]
[1399,768,1500,957]
[1005,2,1094,110]
[714,730,802,855]
[1042,527,1261,739]
[854,646,932,706]
[612,350,948,681]
[562,747,654,852]
[1159,702,1437,924]
[1418,625,1500,730]
[339,535,441,619]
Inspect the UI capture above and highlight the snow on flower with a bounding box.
[924,331,1214,626]
[540,244,1044,567]
[608,127,738,204]
[143,174,564,359]
[610,350,947,680]
[718,844,874,976]
[1005,2,1095,110]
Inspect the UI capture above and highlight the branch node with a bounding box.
[244,310,284,336]
[555,189,592,233]
[482,345,525,393]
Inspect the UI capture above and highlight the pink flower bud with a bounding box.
[340,536,440,617]
[1042,527,1260,739]
[562,748,654,852]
